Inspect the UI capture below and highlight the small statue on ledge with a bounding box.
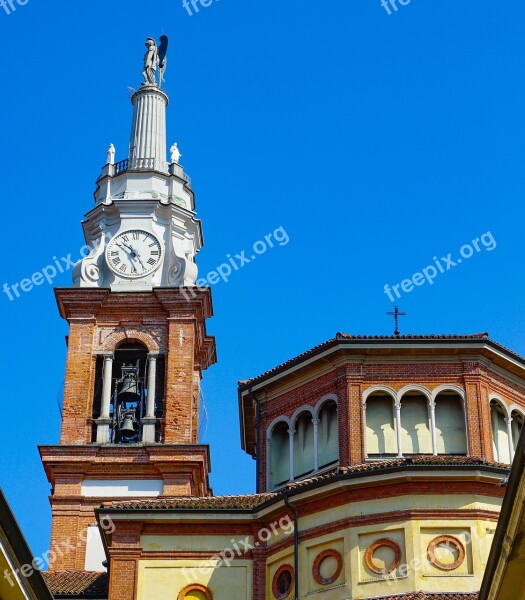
[170,143,181,165]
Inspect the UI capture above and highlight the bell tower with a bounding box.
[39,36,216,573]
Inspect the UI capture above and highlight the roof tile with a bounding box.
[103,456,507,511]
[43,571,108,598]
[368,593,478,600]
[239,333,492,387]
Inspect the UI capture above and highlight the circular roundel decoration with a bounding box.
[365,539,402,575]
[427,535,465,571]
[272,564,295,600]
[312,549,343,585]
[177,584,213,600]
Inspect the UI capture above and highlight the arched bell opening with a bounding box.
[92,342,165,444]
[111,343,148,443]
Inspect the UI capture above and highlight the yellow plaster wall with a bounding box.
[265,492,502,600]
[137,559,252,600]
[281,493,502,542]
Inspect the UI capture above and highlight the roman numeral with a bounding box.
[122,235,129,243]
[151,250,159,256]
[132,232,139,240]
[110,251,119,257]
[147,258,156,265]
[148,242,156,248]
[119,264,127,273]
[112,257,121,265]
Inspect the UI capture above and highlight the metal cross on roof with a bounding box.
[387,306,406,336]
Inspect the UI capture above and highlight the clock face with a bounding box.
[106,230,162,279]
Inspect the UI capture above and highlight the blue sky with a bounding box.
[0,0,524,558]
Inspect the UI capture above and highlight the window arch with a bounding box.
[491,400,511,464]
[269,421,291,489]
[435,392,467,455]
[293,411,315,479]
[399,392,432,455]
[365,392,398,457]
[317,400,339,469]
[177,585,213,600]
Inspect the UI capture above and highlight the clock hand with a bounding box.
[123,244,147,270]
[116,243,137,272]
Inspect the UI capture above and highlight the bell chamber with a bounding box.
[92,342,165,444]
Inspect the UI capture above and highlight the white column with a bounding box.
[100,355,114,418]
[506,416,514,462]
[142,354,158,443]
[129,87,168,172]
[312,418,320,471]
[146,355,157,417]
[395,401,403,457]
[429,401,438,455]
[289,428,295,482]
[266,436,273,490]
[96,355,114,443]
[491,406,499,461]
[362,403,368,458]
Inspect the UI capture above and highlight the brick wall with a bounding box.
[43,287,216,572]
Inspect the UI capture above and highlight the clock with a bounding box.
[106,230,162,279]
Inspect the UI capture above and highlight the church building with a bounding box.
[27,36,525,600]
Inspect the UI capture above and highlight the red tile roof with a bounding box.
[238,333,494,388]
[369,593,478,600]
[102,456,507,512]
[43,571,108,598]
[105,492,279,511]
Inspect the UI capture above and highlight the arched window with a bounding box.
[365,393,398,457]
[177,585,213,600]
[269,422,290,489]
[400,393,432,455]
[293,412,315,479]
[491,400,511,464]
[435,393,468,455]
[318,400,339,469]
[512,410,524,451]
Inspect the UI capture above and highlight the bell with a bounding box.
[120,414,136,437]
[118,373,140,402]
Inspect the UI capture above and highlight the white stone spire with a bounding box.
[128,86,169,172]
[74,35,201,292]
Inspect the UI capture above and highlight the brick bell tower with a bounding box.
[39,36,216,573]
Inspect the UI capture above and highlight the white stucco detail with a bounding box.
[81,479,163,497]
[73,84,202,291]
[84,526,107,572]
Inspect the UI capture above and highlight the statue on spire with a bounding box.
[141,35,169,88]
